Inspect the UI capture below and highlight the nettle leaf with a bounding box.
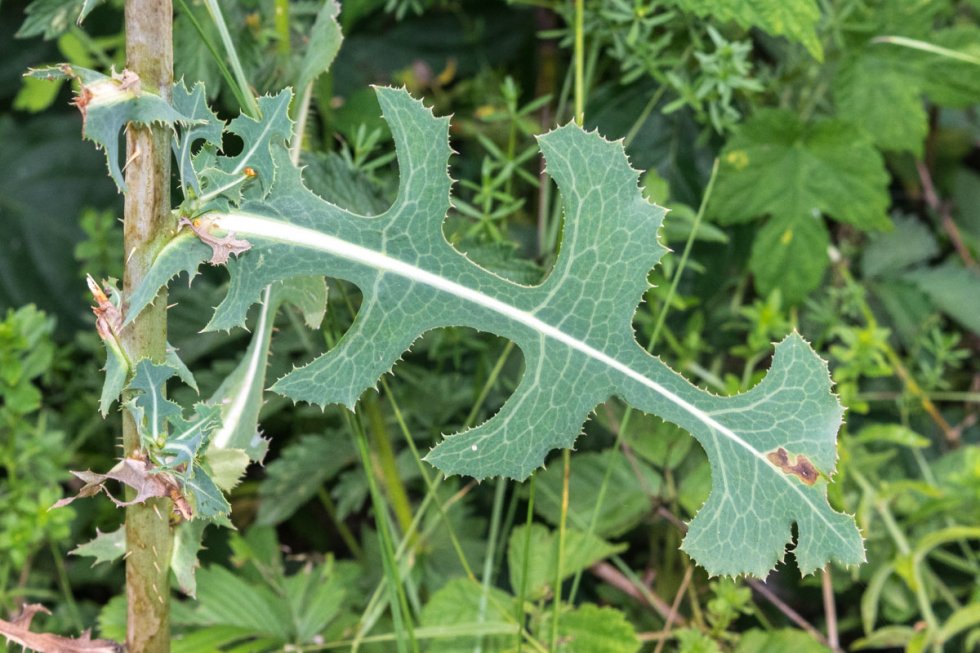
[712,109,890,230]
[26,65,197,192]
[130,87,863,576]
[672,0,823,60]
[508,524,626,601]
[557,604,641,653]
[834,48,927,155]
[710,109,890,303]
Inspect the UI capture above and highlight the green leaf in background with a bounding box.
[130,87,863,577]
[257,432,357,525]
[294,0,343,94]
[672,0,822,60]
[418,578,518,653]
[734,629,830,652]
[534,450,662,538]
[557,603,641,653]
[711,108,890,302]
[904,259,980,337]
[914,26,980,108]
[712,109,890,231]
[507,524,626,601]
[70,526,125,566]
[749,212,829,304]
[861,214,938,279]
[835,49,927,155]
[16,0,83,40]
[192,565,293,643]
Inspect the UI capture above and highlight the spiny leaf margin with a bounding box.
[129,85,864,577]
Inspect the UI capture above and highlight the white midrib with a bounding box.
[211,284,273,450]
[211,211,842,537]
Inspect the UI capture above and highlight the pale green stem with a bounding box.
[474,479,508,653]
[550,448,572,649]
[202,0,261,117]
[573,0,584,125]
[873,35,980,66]
[515,476,536,653]
[349,411,417,653]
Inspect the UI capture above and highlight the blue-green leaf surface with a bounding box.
[27,65,196,191]
[130,87,862,576]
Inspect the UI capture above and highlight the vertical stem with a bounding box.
[822,567,840,652]
[122,2,173,651]
[572,0,584,126]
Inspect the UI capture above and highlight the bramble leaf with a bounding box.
[129,87,863,576]
[710,109,891,302]
[834,49,927,155]
[711,109,890,231]
[672,0,823,60]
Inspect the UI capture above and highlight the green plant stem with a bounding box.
[349,411,418,653]
[623,84,667,148]
[474,479,508,653]
[573,0,584,125]
[202,0,261,117]
[316,487,364,561]
[365,395,415,536]
[274,0,290,58]
[49,542,82,632]
[515,475,536,653]
[550,448,572,650]
[121,2,174,651]
[174,0,251,114]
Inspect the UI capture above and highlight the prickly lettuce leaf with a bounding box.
[27,65,197,191]
[130,87,863,577]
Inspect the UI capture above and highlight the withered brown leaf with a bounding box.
[0,604,123,653]
[178,215,252,265]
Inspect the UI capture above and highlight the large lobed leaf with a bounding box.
[128,86,863,577]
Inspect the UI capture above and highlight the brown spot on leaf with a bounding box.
[179,215,252,265]
[0,604,122,653]
[766,447,820,485]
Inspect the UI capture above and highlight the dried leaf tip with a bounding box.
[87,275,122,341]
[0,603,123,653]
